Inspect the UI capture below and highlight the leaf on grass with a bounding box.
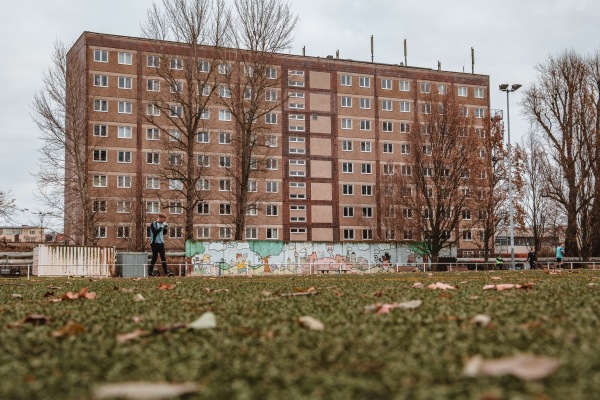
[470,314,491,327]
[261,290,272,297]
[117,329,150,343]
[588,283,596,287]
[491,276,501,280]
[294,286,316,293]
[157,282,176,290]
[484,283,534,291]
[132,316,144,323]
[51,321,86,338]
[297,316,324,331]
[281,288,318,297]
[413,282,424,288]
[120,288,136,293]
[11,293,22,299]
[367,300,423,315]
[428,282,457,290]
[204,288,229,294]
[189,311,217,330]
[133,294,145,302]
[47,285,62,290]
[463,354,560,380]
[8,314,53,329]
[93,382,201,400]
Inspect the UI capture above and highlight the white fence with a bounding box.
[33,245,115,277]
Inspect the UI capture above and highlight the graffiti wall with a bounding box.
[184,240,440,276]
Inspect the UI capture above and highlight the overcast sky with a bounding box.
[1,0,599,226]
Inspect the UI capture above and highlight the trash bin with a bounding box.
[116,252,148,277]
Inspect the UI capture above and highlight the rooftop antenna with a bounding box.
[336,49,339,59]
[370,35,374,62]
[438,61,441,71]
[404,38,407,66]
[302,46,305,56]
[471,47,475,74]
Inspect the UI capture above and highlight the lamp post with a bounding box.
[499,83,521,269]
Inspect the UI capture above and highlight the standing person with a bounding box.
[495,256,504,270]
[149,213,172,277]
[526,249,537,270]
[556,244,564,268]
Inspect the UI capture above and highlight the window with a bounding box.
[266,158,278,170]
[360,142,372,152]
[243,65,254,77]
[197,178,210,190]
[383,143,393,153]
[266,205,278,216]
[202,84,212,97]
[216,109,231,121]
[145,128,159,141]
[219,203,231,215]
[170,58,183,70]
[382,121,393,132]
[265,135,278,147]
[360,98,371,109]
[359,76,371,88]
[289,81,305,88]
[339,140,352,152]
[289,103,305,109]
[170,81,183,94]
[197,227,210,239]
[219,131,231,144]
[423,167,433,177]
[341,75,352,86]
[146,177,160,189]
[93,150,107,162]
[342,162,353,173]
[117,151,132,163]
[266,228,278,239]
[290,182,305,188]
[93,124,108,137]
[421,103,432,114]
[400,101,411,112]
[117,176,131,188]
[341,96,352,108]
[200,108,210,119]
[400,80,410,91]
[93,200,107,212]
[245,227,258,240]
[169,154,183,166]
[474,88,484,98]
[341,118,352,129]
[458,86,468,97]
[342,184,354,195]
[462,230,472,240]
[289,91,305,98]
[290,228,306,234]
[169,179,183,190]
[290,205,306,211]
[147,152,160,164]
[361,163,372,174]
[219,227,232,239]
[462,210,471,220]
[475,108,485,118]
[118,77,132,89]
[382,100,392,111]
[218,63,231,74]
[169,129,182,142]
[197,155,210,167]
[362,185,373,196]
[289,114,305,120]
[403,230,413,240]
[147,55,160,67]
[266,67,277,79]
[360,120,371,131]
[248,180,257,192]
[265,90,277,102]
[423,145,432,155]
[146,104,160,116]
[400,144,410,154]
[93,50,108,63]
[266,181,278,193]
[218,85,231,98]
[246,206,258,216]
[400,122,411,133]
[343,206,354,217]
[343,229,355,240]
[382,79,392,90]
[401,165,412,176]
[117,226,131,239]
[117,201,132,213]
[94,99,108,112]
[118,101,132,114]
[265,113,277,124]
[383,164,394,175]
[438,84,447,94]
[219,156,231,168]
[116,52,132,65]
[146,201,160,214]
[169,226,183,238]
[362,207,373,218]
[94,74,108,87]
[421,124,432,135]
[197,131,209,143]
[362,229,373,240]
[96,226,107,238]
[289,70,304,76]
[420,82,431,93]
[199,60,210,72]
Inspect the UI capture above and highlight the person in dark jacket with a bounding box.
[149,213,172,277]
[526,250,537,270]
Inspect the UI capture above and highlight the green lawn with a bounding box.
[1,271,600,399]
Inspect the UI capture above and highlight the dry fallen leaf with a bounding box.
[471,314,491,327]
[117,329,150,343]
[484,283,534,291]
[11,293,23,299]
[260,290,272,297]
[491,276,501,280]
[281,289,318,297]
[463,354,560,380]
[428,282,457,290]
[132,316,144,323]
[413,282,424,288]
[189,311,217,330]
[157,282,176,290]
[367,300,423,314]
[133,294,145,302]
[93,382,201,400]
[297,316,324,331]
[205,288,229,294]
[8,314,53,329]
[51,321,86,338]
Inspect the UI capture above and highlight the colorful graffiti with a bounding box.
[184,241,450,276]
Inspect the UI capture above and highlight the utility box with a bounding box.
[116,252,148,278]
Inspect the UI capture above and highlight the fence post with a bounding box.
[368,263,371,274]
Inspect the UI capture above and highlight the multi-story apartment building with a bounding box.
[0,226,45,243]
[67,32,490,252]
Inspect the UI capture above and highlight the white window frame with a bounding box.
[93,124,108,137]
[341,75,352,86]
[117,175,132,188]
[382,100,392,111]
[94,99,108,112]
[381,79,392,90]
[359,76,371,88]
[399,80,410,91]
[118,76,132,89]
[94,50,108,63]
[94,74,108,87]
[118,101,132,114]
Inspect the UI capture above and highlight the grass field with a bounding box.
[1,270,600,399]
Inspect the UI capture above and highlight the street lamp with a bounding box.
[499,83,521,269]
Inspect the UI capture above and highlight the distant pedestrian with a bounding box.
[556,244,564,268]
[495,256,504,270]
[526,250,537,270]
[149,213,172,277]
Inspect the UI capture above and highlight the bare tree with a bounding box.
[31,41,100,246]
[217,0,299,240]
[381,90,484,268]
[0,190,17,223]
